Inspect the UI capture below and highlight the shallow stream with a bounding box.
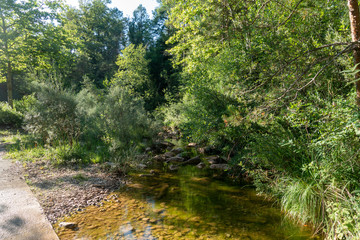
[55,164,321,240]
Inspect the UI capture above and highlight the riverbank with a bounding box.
[0,129,320,239]
[21,160,123,224]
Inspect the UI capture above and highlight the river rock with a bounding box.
[152,141,175,153]
[142,218,150,222]
[121,224,134,234]
[171,147,184,154]
[164,151,176,158]
[166,156,185,163]
[206,156,227,164]
[210,164,230,170]
[180,156,201,166]
[59,222,78,229]
[176,151,191,160]
[149,169,159,175]
[169,165,179,171]
[138,163,147,169]
[198,146,221,155]
[154,155,166,161]
[197,162,206,169]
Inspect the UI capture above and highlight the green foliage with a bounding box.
[0,102,23,127]
[22,77,157,166]
[64,0,126,87]
[113,44,151,92]
[24,83,80,146]
[111,44,156,110]
[128,5,152,46]
[327,191,360,239]
[245,96,360,238]
[13,95,37,114]
[54,143,89,165]
[101,85,157,152]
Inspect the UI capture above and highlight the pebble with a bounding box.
[59,222,78,229]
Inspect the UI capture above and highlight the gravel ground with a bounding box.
[21,161,124,224]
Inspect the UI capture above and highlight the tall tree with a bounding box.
[66,0,126,87]
[348,0,360,106]
[146,4,180,107]
[112,44,151,97]
[128,5,152,46]
[0,0,44,107]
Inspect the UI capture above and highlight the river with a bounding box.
[55,163,320,240]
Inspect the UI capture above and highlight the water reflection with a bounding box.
[56,165,319,240]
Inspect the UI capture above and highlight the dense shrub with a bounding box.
[13,94,37,115]
[245,96,360,238]
[23,80,157,166]
[24,83,80,146]
[101,85,157,153]
[0,102,23,127]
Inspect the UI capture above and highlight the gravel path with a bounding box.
[0,143,59,240]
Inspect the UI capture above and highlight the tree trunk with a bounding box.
[6,61,13,108]
[348,0,360,106]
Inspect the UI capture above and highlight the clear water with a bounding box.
[55,165,321,240]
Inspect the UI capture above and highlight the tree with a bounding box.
[146,4,180,107]
[111,44,153,109]
[65,0,126,87]
[348,0,360,106]
[112,44,150,93]
[0,0,44,107]
[128,5,152,46]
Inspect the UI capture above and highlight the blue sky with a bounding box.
[65,0,159,17]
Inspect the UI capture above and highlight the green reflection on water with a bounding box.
[56,165,320,240]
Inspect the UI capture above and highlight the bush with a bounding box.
[0,102,23,127]
[13,94,36,114]
[245,97,360,239]
[101,85,157,153]
[24,83,80,146]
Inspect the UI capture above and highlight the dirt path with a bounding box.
[0,143,59,240]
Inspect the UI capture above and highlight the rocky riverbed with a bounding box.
[22,161,123,224]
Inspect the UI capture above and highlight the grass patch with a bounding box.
[72,173,88,182]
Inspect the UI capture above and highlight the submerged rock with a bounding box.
[156,183,169,199]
